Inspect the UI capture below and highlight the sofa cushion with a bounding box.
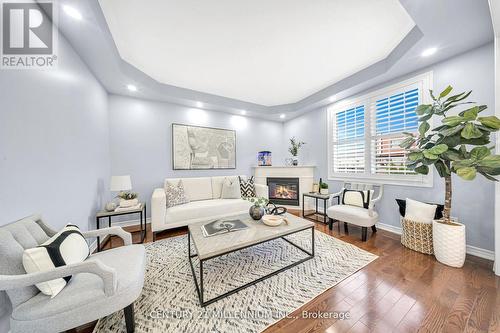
[342,189,373,208]
[165,180,190,208]
[239,176,256,198]
[165,199,251,225]
[211,176,226,199]
[221,177,241,199]
[327,205,378,227]
[22,224,90,297]
[165,177,213,201]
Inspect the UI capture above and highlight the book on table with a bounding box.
[201,219,248,237]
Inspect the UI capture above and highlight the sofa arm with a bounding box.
[0,260,117,296]
[254,184,268,199]
[151,188,167,232]
[82,227,132,246]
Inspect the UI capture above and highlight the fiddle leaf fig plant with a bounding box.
[400,85,500,224]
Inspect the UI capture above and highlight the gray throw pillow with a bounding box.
[221,177,241,199]
[165,180,190,208]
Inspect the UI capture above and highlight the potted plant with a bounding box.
[400,85,500,267]
[117,191,139,208]
[288,137,306,166]
[246,196,269,220]
[319,181,329,195]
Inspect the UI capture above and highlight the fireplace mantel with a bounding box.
[252,166,316,209]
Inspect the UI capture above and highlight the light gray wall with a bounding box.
[108,95,285,213]
[0,34,110,331]
[284,43,495,250]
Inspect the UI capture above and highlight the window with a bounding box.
[327,72,433,186]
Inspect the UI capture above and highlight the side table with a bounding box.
[95,203,146,252]
[302,192,335,224]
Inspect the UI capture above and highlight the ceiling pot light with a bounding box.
[63,5,82,20]
[196,101,203,108]
[127,84,137,92]
[241,110,247,115]
[280,114,286,119]
[421,47,437,57]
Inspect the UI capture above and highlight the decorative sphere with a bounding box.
[105,202,117,212]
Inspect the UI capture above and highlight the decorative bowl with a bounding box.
[262,215,284,227]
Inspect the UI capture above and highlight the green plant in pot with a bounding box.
[400,85,500,267]
[288,137,306,166]
[116,191,139,208]
[246,196,269,220]
[319,181,329,195]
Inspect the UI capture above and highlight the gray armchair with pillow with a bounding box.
[0,214,146,333]
[327,182,383,241]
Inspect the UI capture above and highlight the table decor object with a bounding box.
[257,151,272,166]
[288,137,306,166]
[246,196,269,220]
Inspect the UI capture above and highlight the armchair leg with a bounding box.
[153,232,157,242]
[371,225,377,233]
[361,227,368,241]
[344,222,348,234]
[124,303,135,333]
[328,218,334,230]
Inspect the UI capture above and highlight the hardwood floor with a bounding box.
[78,210,500,333]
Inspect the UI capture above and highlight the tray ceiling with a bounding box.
[98,0,415,106]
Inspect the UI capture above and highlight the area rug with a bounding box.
[94,231,377,333]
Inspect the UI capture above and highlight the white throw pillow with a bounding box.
[22,224,90,297]
[405,198,437,224]
[221,177,241,199]
[342,189,373,208]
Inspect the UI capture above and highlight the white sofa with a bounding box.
[151,176,268,240]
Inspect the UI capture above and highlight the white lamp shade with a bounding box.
[110,175,132,192]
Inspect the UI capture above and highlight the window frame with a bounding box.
[327,72,434,187]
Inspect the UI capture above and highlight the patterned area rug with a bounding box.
[94,230,377,333]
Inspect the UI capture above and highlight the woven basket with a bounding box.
[400,218,433,255]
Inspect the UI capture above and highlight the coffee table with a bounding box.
[188,213,315,307]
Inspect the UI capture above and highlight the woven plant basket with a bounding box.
[400,218,434,255]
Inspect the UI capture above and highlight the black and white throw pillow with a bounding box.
[22,224,90,297]
[239,176,256,198]
[342,189,373,209]
[165,180,190,208]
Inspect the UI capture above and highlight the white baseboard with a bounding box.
[376,222,495,261]
[88,217,151,253]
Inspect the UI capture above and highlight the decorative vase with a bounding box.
[292,157,298,166]
[105,202,117,212]
[320,188,329,195]
[432,219,466,268]
[249,205,265,220]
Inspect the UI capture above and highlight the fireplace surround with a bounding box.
[267,177,300,206]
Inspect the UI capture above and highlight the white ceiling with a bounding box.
[98,0,415,106]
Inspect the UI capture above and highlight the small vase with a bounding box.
[292,157,298,166]
[249,205,265,220]
[432,219,466,268]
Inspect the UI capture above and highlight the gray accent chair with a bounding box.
[327,182,383,241]
[0,215,146,333]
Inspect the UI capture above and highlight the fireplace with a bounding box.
[267,177,300,206]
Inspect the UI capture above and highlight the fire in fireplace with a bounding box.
[267,177,300,206]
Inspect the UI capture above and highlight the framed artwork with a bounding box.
[172,123,236,170]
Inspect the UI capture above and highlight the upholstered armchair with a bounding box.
[327,182,383,241]
[0,215,146,333]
